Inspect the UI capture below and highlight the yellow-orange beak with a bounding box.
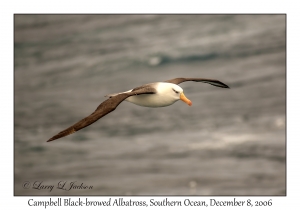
[180,92,192,106]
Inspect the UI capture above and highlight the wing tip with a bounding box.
[47,136,57,142]
[222,83,230,89]
[204,80,230,89]
[47,128,76,142]
[47,135,61,142]
[213,80,230,89]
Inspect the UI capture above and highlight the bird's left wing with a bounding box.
[47,87,156,142]
[165,77,230,88]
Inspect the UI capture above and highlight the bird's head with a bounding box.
[169,84,192,106]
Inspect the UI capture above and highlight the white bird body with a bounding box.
[116,83,185,107]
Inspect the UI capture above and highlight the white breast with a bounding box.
[125,83,180,107]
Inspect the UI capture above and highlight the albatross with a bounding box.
[47,77,229,142]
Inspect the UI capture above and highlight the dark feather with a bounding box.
[165,77,230,88]
[47,87,155,142]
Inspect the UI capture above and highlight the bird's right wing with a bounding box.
[47,87,156,142]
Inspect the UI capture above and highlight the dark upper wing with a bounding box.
[47,87,156,142]
[131,82,157,92]
[165,77,230,88]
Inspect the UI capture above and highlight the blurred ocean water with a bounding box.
[14,15,285,195]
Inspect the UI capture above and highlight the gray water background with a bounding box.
[14,15,285,195]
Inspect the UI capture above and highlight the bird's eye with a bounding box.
[173,89,179,94]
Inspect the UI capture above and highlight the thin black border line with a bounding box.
[13,14,287,197]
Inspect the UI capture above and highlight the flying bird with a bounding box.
[47,77,229,142]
